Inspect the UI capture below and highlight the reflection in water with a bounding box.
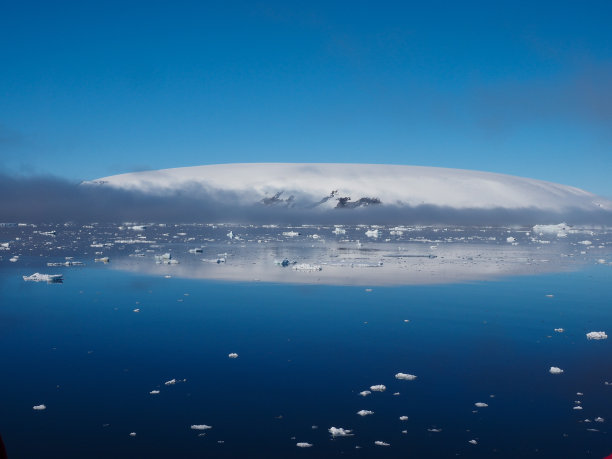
[112,239,601,286]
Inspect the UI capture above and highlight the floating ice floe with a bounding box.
[595,417,604,422]
[164,379,177,385]
[374,441,390,446]
[554,328,564,333]
[399,416,409,421]
[23,273,63,283]
[191,425,213,430]
[395,373,417,381]
[365,229,379,238]
[359,390,371,397]
[282,231,300,237]
[296,442,313,448]
[332,227,346,235]
[370,384,386,392]
[474,402,488,408]
[188,248,203,254]
[129,432,136,437]
[468,439,478,445]
[506,237,516,243]
[428,428,442,432]
[32,404,46,410]
[578,240,592,245]
[586,331,607,340]
[549,367,564,375]
[228,353,238,358]
[573,406,583,410]
[357,410,374,416]
[149,390,160,395]
[94,256,110,263]
[292,263,322,271]
[329,427,353,437]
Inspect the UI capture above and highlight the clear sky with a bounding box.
[1,1,611,197]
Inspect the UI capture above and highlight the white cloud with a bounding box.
[586,331,607,340]
[329,427,353,437]
[370,384,386,392]
[549,367,564,374]
[191,425,213,430]
[357,410,374,417]
[395,373,417,381]
[374,441,390,446]
[32,404,46,411]
[296,442,313,448]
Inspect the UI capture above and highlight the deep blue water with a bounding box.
[1,259,611,458]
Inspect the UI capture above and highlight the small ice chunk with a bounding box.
[374,441,390,446]
[586,331,607,340]
[474,402,488,408]
[428,428,442,432]
[359,390,371,397]
[357,410,374,417]
[573,406,583,410]
[595,417,604,423]
[149,390,160,395]
[228,353,239,358]
[395,373,417,381]
[365,229,379,238]
[133,308,140,313]
[191,425,213,430]
[399,416,409,421]
[578,240,592,245]
[129,432,136,437]
[549,367,564,375]
[296,442,312,448]
[468,439,478,445]
[164,379,177,385]
[329,427,353,437]
[506,236,516,243]
[370,384,386,392]
[33,404,46,410]
[554,328,564,333]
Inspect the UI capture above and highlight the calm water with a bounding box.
[0,224,611,458]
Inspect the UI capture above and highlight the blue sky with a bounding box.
[1,1,611,196]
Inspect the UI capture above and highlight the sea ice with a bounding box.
[395,373,417,381]
[474,402,488,407]
[296,442,313,448]
[329,427,353,437]
[228,353,239,358]
[374,441,390,446]
[586,331,607,340]
[549,367,564,374]
[357,410,374,416]
[370,384,386,392]
[33,404,46,410]
[191,425,213,430]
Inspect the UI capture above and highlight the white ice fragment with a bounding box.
[164,379,177,385]
[573,406,583,410]
[506,236,516,243]
[296,442,313,448]
[428,428,442,432]
[468,439,478,445]
[474,402,488,408]
[292,263,322,271]
[149,390,160,395]
[395,373,417,381]
[595,417,604,422]
[191,425,213,430]
[374,441,390,446]
[359,391,371,397]
[554,328,564,333]
[329,427,353,437]
[370,384,386,392]
[133,308,140,313]
[129,432,136,437]
[549,367,564,374]
[365,229,379,238]
[282,231,300,237]
[357,410,374,417]
[33,404,46,410]
[578,240,592,245]
[586,331,607,340]
[399,416,409,421]
[23,273,63,283]
[228,353,239,358]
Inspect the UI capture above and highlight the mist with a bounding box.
[2,173,611,226]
